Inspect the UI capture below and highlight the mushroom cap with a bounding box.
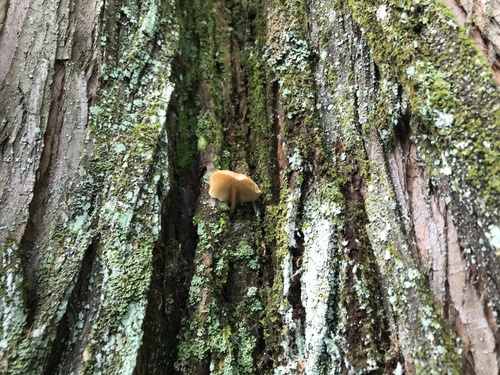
[209,170,262,203]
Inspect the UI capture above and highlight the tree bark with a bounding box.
[0,0,499,374]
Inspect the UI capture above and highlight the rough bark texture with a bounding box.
[0,0,499,374]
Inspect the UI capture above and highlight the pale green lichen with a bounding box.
[3,0,178,373]
[172,0,272,373]
[343,3,499,368]
[0,242,26,373]
[3,0,495,373]
[347,0,500,223]
[363,151,461,371]
[300,181,342,373]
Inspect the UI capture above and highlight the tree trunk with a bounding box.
[1,0,499,374]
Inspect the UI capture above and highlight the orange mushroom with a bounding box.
[209,170,262,216]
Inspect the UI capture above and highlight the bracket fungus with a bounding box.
[209,170,262,216]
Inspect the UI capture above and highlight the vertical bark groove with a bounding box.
[1,0,499,373]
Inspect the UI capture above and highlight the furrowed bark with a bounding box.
[1,0,499,374]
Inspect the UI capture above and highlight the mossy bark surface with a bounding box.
[0,0,499,374]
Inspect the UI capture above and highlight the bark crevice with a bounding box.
[44,237,98,375]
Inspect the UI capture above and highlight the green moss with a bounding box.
[5,0,179,372]
[243,25,275,202]
[177,205,265,373]
[258,196,291,370]
[173,1,274,372]
[347,0,500,222]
